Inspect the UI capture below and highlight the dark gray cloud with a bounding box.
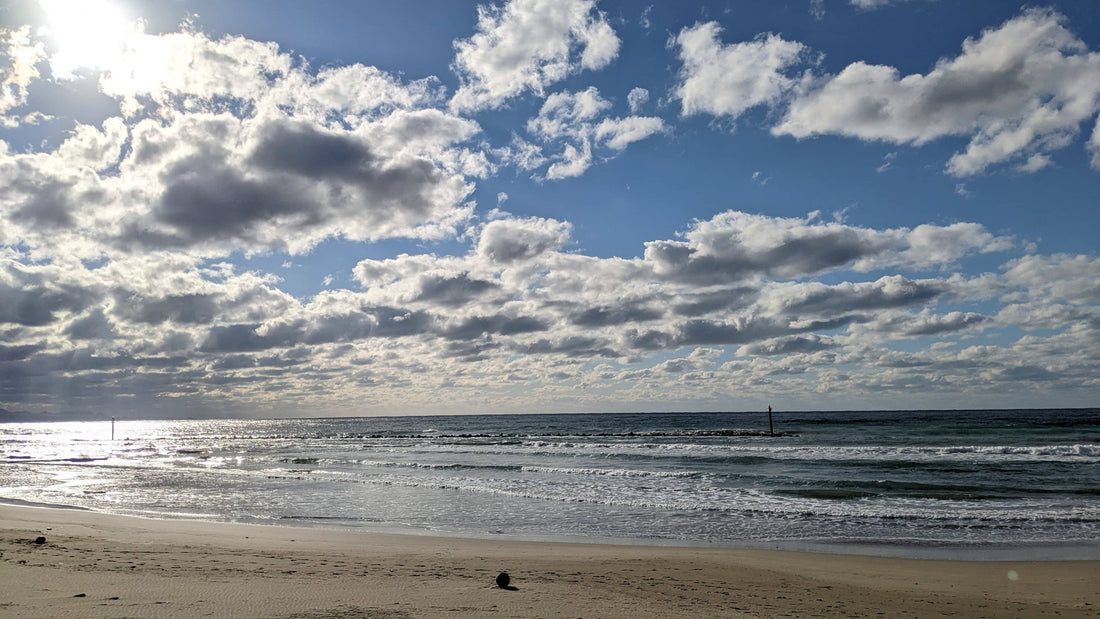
[671,287,758,317]
[7,181,78,229]
[445,339,502,360]
[646,227,883,284]
[867,311,989,337]
[155,159,308,244]
[512,335,619,358]
[199,304,438,353]
[739,335,840,356]
[477,217,571,263]
[250,120,443,219]
[570,304,662,327]
[63,308,117,340]
[642,211,911,285]
[622,328,677,351]
[0,343,43,361]
[19,348,189,373]
[675,318,792,347]
[0,274,99,326]
[115,292,221,325]
[250,121,374,180]
[200,323,275,353]
[440,314,548,340]
[777,277,944,316]
[413,273,499,306]
[211,354,258,371]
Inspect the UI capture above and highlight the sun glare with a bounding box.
[39,0,133,77]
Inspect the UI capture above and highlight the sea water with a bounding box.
[2,409,1098,558]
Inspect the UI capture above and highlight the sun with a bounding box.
[39,0,134,77]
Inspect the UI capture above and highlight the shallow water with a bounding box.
[2,409,1098,558]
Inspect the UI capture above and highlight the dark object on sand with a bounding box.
[496,572,510,588]
[33,536,46,544]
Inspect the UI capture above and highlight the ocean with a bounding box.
[2,409,1098,559]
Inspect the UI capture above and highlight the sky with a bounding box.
[0,0,1098,420]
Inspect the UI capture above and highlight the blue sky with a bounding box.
[1,0,1098,419]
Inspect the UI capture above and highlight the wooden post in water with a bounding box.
[111,417,115,441]
[767,406,773,436]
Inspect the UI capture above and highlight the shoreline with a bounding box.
[5,497,1099,562]
[7,497,1099,562]
[2,503,1098,618]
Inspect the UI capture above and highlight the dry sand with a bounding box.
[1,503,1097,618]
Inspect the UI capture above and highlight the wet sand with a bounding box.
[1,503,1097,617]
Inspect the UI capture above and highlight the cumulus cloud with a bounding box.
[450,0,620,112]
[0,27,481,257]
[627,87,649,113]
[524,87,664,179]
[476,216,571,263]
[849,0,919,8]
[100,27,292,109]
[0,207,1092,415]
[1,5,1096,416]
[809,0,826,21]
[1001,254,1100,304]
[672,22,806,122]
[643,211,1010,285]
[1,26,47,123]
[774,9,1100,176]
[853,309,990,338]
[1089,118,1100,170]
[738,334,839,356]
[763,276,948,318]
[0,260,101,326]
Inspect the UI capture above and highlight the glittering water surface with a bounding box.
[2,410,1098,557]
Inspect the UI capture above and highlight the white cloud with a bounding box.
[810,0,826,21]
[888,223,1013,269]
[100,27,293,108]
[0,207,1092,415]
[527,87,610,138]
[774,9,1100,176]
[450,0,620,112]
[1017,153,1053,173]
[289,64,443,120]
[497,135,547,171]
[476,216,571,263]
[1088,117,1100,170]
[849,0,918,8]
[2,6,1097,416]
[627,87,649,113]
[1002,254,1100,304]
[0,28,483,258]
[672,22,805,122]
[876,151,897,173]
[1,26,46,122]
[853,309,990,338]
[525,87,664,179]
[595,116,665,151]
[644,211,1010,284]
[56,118,128,170]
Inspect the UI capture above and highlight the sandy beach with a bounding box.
[0,504,1096,618]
